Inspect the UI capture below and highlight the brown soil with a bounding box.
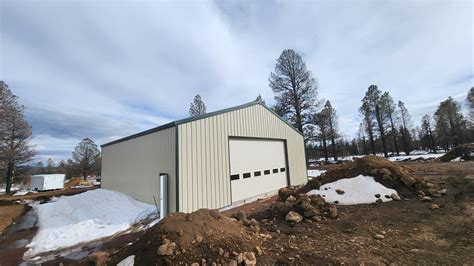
[64,178,94,188]
[106,160,473,265]
[6,160,472,265]
[110,209,261,265]
[0,203,28,235]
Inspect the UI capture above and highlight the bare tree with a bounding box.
[72,138,100,180]
[269,49,319,133]
[189,94,207,117]
[0,81,36,194]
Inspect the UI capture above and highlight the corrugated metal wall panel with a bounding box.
[102,127,177,212]
[178,104,306,213]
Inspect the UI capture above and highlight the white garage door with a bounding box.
[229,138,288,203]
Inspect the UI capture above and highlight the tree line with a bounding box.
[267,49,473,162]
[1,81,101,194]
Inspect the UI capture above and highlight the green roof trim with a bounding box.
[101,101,303,148]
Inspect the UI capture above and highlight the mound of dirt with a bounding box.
[316,156,443,197]
[439,144,474,162]
[114,209,262,265]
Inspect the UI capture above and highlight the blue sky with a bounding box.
[1,0,473,163]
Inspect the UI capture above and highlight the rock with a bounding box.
[228,260,238,266]
[421,196,432,202]
[229,217,238,222]
[236,253,244,263]
[382,174,391,181]
[244,251,257,265]
[400,175,416,186]
[234,210,247,221]
[264,234,272,241]
[391,193,401,201]
[303,209,319,218]
[255,246,262,255]
[286,195,297,203]
[218,247,225,256]
[195,234,203,243]
[374,234,385,240]
[335,189,345,195]
[274,201,294,215]
[88,251,110,266]
[440,188,447,195]
[191,263,199,266]
[328,205,338,219]
[375,199,383,204]
[379,168,391,175]
[286,211,303,223]
[370,169,378,175]
[157,241,177,256]
[430,204,440,210]
[249,219,259,227]
[374,194,381,198]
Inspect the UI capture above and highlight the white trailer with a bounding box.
[30,174,65,191]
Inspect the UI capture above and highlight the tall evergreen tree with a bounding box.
[256,94,266,105]
[421,114,437,153]
[189,94,207,117]
[313,110,330,162]
[380,92,400,156]
[0,81,36,194]
[359,101,376,155]
[361,85,388,157]
[324,101,339,161]
[468,87,474,124]
[434,97,466,149]
[398,101,412,155]
[269,49,319,133]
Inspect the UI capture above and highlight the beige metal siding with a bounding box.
[178,104,306,213]
[102,127,177,212]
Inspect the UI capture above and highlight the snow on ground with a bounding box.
[308,175,398,205]
[117,255,135,266]
[13,190,29,196]
[307,170,326,178]
[25,189,156,257]
[389,153,445,161]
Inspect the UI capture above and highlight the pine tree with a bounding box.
[421,115,437,153]
[189,94,207,117]
[434,97,466,149]
[46,158,55,174]
[380,92,400,156]
[72,138,100,180]
[313,110,329,162]
[0,81,36,194]
[324,101,339,161]
[269,49,319,133]
[397,101,412,155]
[256,94,266,105]
[359,101,376,155]
[468,87,474,123]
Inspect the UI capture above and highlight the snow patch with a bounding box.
[25,189,156,257]
[307,170,326,178]
[308,175,398,205]
[117,255,135,266]
[389,153,444,161]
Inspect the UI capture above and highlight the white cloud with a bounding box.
[1,0,472,161]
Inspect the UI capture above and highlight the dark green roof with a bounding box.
[101,101,302,147]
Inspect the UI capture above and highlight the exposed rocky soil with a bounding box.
[103,158,473,265]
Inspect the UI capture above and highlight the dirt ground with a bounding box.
[1,160,473,265]
[0,203,29,235]
[101,160,473,265]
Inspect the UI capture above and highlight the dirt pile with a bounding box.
[115,209,262,265]
[439,144,474,162]
[317,156,443,197]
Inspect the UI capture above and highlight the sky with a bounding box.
[1,0,473,163]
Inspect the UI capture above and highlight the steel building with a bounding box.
[101,101,307,213]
